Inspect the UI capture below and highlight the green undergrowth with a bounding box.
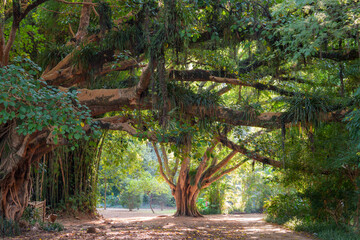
[22,206,64,232]
[266,216,360,240]
[0,216,21,237]
[40,222,64,232]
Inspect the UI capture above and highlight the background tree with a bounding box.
[126,172,169,213]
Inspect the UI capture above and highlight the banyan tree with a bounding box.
[1,0,359,219]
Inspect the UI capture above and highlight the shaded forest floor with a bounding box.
[9,209,315,240]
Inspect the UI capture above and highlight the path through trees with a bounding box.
[11,210,315,240]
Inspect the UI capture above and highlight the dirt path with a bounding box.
[10,208,315,240]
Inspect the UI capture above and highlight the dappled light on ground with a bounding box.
[11,209,314,239]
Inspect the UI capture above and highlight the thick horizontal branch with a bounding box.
[95,116,137,135]
[76,89,347,129]
[55,0,96,6]
[74,62,153,115]
[77,88,139,116]
[95,116,177,144]
[185,106,282,128]
[99,57,146,77]
[169,69,296,97]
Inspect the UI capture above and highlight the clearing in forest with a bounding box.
[10,209,314,240]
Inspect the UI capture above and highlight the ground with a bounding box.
[9,208,315,240]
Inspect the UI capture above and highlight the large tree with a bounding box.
[1,0,359,219]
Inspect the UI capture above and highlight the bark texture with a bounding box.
[152,140,240,217]
[0,124,53,220]
[173,183,202,217]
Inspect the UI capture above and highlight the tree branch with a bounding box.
[74,0,92,43]
[203,150,238,182]
[161,145,172,180]
[20,0,49,21]
[151,142,176,190]
[217,86,232,96]
[171,157,180,180]
[218,136,282,168]
[67,23,75,38]
[98,56,146,77]
[55,0,96,6]
[193,140,218,187]
[136,60,155,95]
[169,69,296,97]
[202,161,245,189]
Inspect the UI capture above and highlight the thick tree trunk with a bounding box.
[0,159,32,220]
[0,124,52,220]
[173,183,202,217]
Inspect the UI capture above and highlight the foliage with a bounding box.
[0,58,94,145]
[31,138,102,215]
[167,82,222,114]
[224,163,285,214]
[40,222,64,232]
[0,216,21,237]
[4,20,46,60]
[98,133,173,210]
[38,43,74,69]
[271,0,360,61]
[119,189,142,210]
[264,193,309,224]
[21,206,42,225]
[117,170,170,210]
[198,180,227,215]
[345,86,360,150]
[265,123,360,235]
[280,93,334,126]
[294,221,360,240]
[127,172,169,197]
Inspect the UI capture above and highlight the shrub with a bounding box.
[40,222,64,232]
[264,193,309,224]
[294,220,360,240]
[0,216,21,237]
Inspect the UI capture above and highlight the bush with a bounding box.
[197,197,222,215]
[264,193,309,224]
[119,191,142,210]
[40,222,64,232]
[264,193,360,240]
[294,220,360,240]
[0,216,21,237]
[22,206,41,225]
